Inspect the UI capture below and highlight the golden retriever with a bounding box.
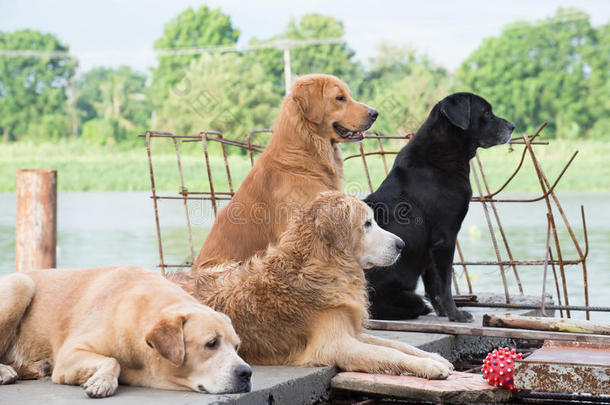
[192,74,378,270]
[0,266,251,397]
[172,192,453,379]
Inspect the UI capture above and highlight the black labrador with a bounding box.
[364,93,514,322]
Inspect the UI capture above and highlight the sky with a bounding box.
[1,0,609,74]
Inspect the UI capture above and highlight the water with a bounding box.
[1,191,609,320]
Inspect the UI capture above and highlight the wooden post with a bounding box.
[15,169,57,271]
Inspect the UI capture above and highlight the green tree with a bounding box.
[76,66,150,138]
[150,5,240,108]
[157,53,281,143]
[245,14,361,94]
[0,29,75,141]
[457,8,609,138]
[76,66,150,146]
[359,43,451,136]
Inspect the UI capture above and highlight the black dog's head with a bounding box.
[438,92,515,149]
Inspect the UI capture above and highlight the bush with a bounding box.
[25,114,72,141]
[81,118,125,146]
[588,118,610,140]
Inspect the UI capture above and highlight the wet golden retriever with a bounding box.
[192,74,378,270]
[0,266,251,397]
[172,192,452,379]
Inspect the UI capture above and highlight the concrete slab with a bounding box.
[0,365,336,405]
[0,331,453,405]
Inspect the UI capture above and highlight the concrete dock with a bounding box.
[0,306,533,404]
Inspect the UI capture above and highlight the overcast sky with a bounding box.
[1,0,608,74]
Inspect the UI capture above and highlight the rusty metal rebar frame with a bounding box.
[140,124,594,319]
[541,214,553,317]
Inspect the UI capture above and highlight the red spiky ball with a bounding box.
[481,347,523,392]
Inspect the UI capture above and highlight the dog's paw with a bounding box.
[412,358,451,380]
[83,374,118,398]
[449,309,474,323]
[428,353,454,371]
[0,364,18,385]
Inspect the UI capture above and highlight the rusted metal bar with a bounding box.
[375,134,389,175]
[470,160,510,303]
[474,152,524,294]
[580,206,591,320]
[523,133,570,318]
[548,246,564,318]
[172,137,195,263]
[145,133,166,276]
[215,133,235,194]
[344,150,400,161]
[453,259,583,266]
[200,131,219,216]
[15,169,57,271]
[470,150,577,203]
[451,267,461,295]
[358,142,374,192]
[457,302,610,312]
[151,195,232,201]
[247,129,272,167]
[541,214,552,317]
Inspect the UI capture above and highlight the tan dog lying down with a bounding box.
[171,192,453,379]
[0,266,251,398]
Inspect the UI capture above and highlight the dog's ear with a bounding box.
[145,314,186,367]
[311,195,349,248]
[440,94,471,130]
[292,77,325,124]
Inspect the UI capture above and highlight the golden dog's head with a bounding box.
[291,74,378,142]
[308,191,404,268]
[145,304,251,394]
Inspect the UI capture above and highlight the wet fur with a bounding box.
[172,192,453,378]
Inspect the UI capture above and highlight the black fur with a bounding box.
[364,93,514,322]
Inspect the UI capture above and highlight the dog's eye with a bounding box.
[364,220,372,228]
[484,110,491,116]
[336,95,346,102]
[205,338,218,350]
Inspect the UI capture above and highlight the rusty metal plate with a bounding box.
[514,340,610,394]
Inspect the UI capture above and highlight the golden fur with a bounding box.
[172,192,453,378]
[0,266,251,397]
[193,74,377,271]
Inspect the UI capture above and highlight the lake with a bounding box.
[1,191,608,320]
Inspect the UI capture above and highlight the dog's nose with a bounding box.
[368,108,379,122]
[395,238,405,252]
[507,121,515,132]
[234,364,252,382]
